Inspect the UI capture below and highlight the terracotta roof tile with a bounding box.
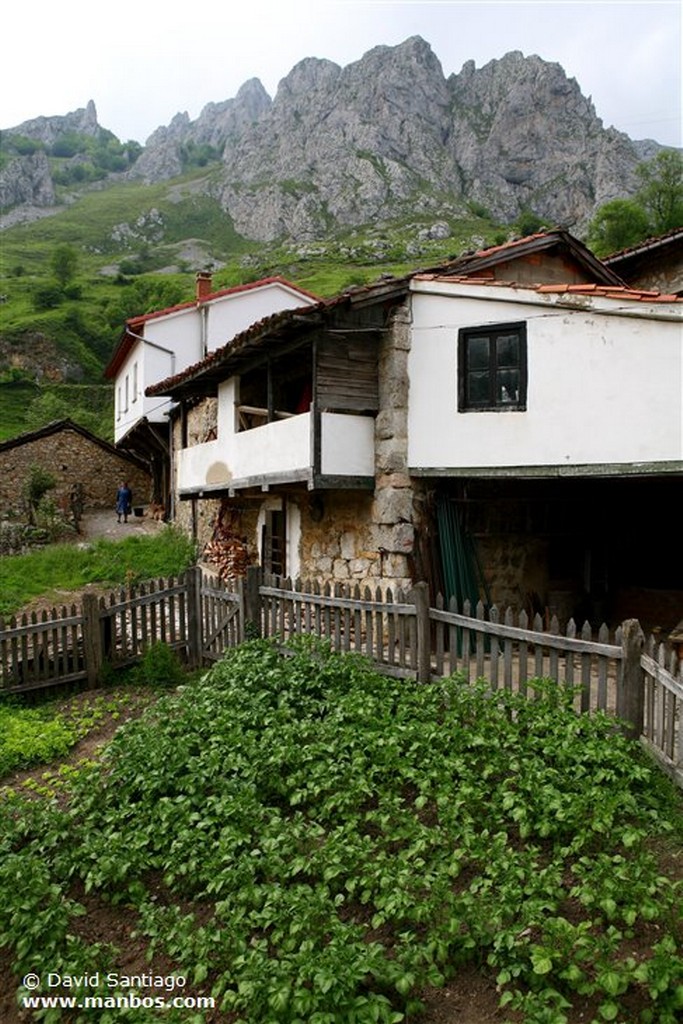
[466,232,550,260]
[604,227,683,262]
[127,276,318,327]
[413,275,683,303]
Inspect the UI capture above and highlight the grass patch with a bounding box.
[0,639,681,1023]
[0,528,196,616]
[0,380,40,440]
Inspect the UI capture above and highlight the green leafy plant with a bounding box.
[0,642,680,1023]
[0,705,76,776]
[134,642,186,688]
[23,463,56,526]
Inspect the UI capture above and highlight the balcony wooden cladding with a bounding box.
[315,333,379,413]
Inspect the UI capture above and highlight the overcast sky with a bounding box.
[2,0,681,148]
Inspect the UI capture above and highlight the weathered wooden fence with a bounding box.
[1,566,681,787]
[641,635,683,787]
[0,573,198,694]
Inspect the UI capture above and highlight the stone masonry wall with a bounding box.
[298,490,379,583]
[171,400,220,550]
[0,427,151,517]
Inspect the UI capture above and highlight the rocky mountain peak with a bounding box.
[212,37,647,239]
[275,57,341,101]
[446,49,635,224]
[7,100,101,146]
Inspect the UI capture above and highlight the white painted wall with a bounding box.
[114,325,188,442]
[204,282,316,350]
[115,282,316,443]
[114,309,201,442]
[407,280,683,471]
[177,413,311,489]
[321,413,375,476]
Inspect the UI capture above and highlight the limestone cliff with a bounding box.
[202,37,652,238]
[0,41,664,239]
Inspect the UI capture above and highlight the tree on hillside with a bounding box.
[51,244,79,289]
[587,199,651,256]
[636,149,683,234]
[587,149,683,256]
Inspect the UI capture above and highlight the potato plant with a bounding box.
[0,638,681,1023]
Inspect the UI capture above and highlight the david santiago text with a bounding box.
[26,972,186,990]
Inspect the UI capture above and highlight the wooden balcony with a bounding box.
[176,409,375,496]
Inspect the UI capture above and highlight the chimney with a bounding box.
[195,271,213,302]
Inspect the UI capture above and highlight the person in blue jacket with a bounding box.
[116,481,132,523]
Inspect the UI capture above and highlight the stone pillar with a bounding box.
[371,303,420,588]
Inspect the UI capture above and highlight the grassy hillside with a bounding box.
[0,379,114,442]
[0,380,39,439]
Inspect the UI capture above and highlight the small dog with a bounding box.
[148,503,166,521]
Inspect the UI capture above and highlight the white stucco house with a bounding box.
[146,232,683,631]
[407,274,682,475]
[105,273,319,503]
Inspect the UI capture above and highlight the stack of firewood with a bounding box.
[203,509,250,581]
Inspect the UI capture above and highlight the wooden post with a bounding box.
[82,593,103,688]
[244,565,262,639]
[185,566,202,668]
[409,581,430,683]
[619,618,645,738]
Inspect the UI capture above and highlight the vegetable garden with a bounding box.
[1,638,681,1023]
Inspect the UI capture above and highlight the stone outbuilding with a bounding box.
[0,419,151,517]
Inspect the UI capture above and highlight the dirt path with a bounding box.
[78,507,166,542]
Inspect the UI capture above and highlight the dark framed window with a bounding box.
[458,322,527,411]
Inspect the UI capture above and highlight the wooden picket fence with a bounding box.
[1,566,681,787]
[0,574,198,694]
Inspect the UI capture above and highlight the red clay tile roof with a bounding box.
[603,227,683,263]
[104,277,320,379]
[413,275,682,303]
[425,229,625,286]
[125,276,319,329]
